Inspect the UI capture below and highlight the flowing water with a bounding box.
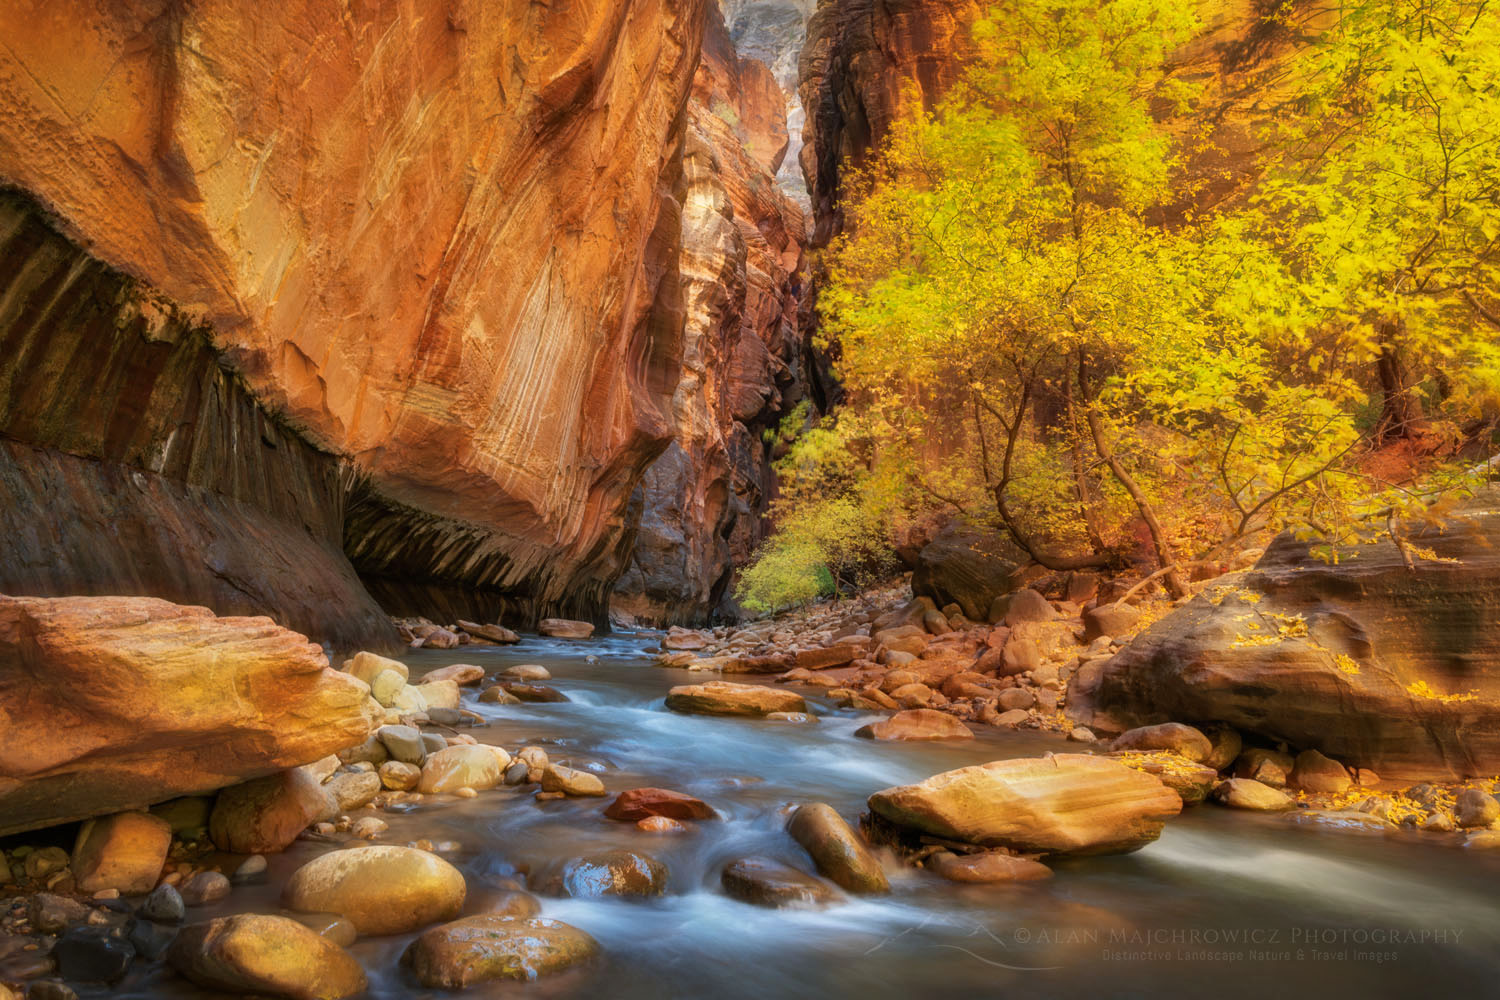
[115,635,1500,999]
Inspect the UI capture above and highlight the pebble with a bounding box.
[180,870,231,906]
[350,817,389,839]
[140,883,185,923]
[233,855,268,883]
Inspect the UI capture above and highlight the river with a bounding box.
[117,634,1500,999]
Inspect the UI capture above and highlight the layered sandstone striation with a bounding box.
[613,6,811,625]
[0,594,378,836]
[0,0,707,637]
[798,0,982,247]
[1070,491,1500,781]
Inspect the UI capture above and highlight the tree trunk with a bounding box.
[1077,357,1189,599]
[1375,331,1424,442]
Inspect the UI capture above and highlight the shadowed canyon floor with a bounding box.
[20,634,1495,1000]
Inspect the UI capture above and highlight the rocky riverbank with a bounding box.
[3,550,1499,997]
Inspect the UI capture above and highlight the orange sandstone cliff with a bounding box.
[0,0,710,642]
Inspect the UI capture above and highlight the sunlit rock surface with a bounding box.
[0,0,708,635]
[0,595,378,836]
[613,5,811,625]
[1070,491,1500,781]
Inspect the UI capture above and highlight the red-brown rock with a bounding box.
[855,709,973,741]
[604,788,719,822]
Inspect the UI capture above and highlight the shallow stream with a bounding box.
[117,634,1500,999]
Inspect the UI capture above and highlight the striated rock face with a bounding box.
[719,0,819,207]
[0,595,378,836]
[0,193,396,651]
[0,0,708,637]
[798,0,981,246]
[612,5,811,625]
[1070,491,1500,781]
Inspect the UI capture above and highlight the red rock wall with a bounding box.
[798,0,981,247]
[612,5,811,625]
[0,0,708,633]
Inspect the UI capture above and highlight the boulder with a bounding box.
[1233,748,1293,788]
[539,619,595,639]
[929,852,1052,883]
[210,769,334,854]
[0,596,377,836]
[414,679,461,710]
[910,523,1019,622]
[793,645,861,670]
[540,765,606,797]
[1110,723,1213,762]
[541,851,667,898]
[418,746,504,794]
[502,683,568,703]
[421,664,485,686]
[1454,788,1500,829]
[502,664,552,680]
[324,772,381,811]
[168,914,366,1000]
[71,811,170,895]
[1071,495,1500,780]
[604,788,718,822]
[720,857,836,908]
[342,651,408,686]
[377,725,426,765]
[420,628,461,649]
[786,803,888,893]
[1111,752,1219,805]
[456,622,520,645]
[1288,749,1351,793]
[663,628,712,651]
[282,846,466,935]
[867,754,1182,856]
[1002,589,1059,626]
[1211,778,1293,811]
[403,915,598,987]
[665,681,807,717]
[1203,726,1243,771]
[720,653,795,674]
[1000,638,1041,676]
[1082,603,1140,641]
[855,709,973,741]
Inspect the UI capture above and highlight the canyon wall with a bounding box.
[612,6,812,625]
[798,0,981,247]
[0,0,709,640]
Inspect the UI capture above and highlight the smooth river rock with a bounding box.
[604,788,718,822]
[541,851,668,898]
[868,754,1183,857]
[403,915,599,987]
[786,803,889,893]
[71,811,171,895]
[0,595,376,836]
[539,619,595,639]
[282,846,466,935]
[855,709,973,741]
[209,769,335,855]
[168,914,366,1000]
[417,746,503,795]
[721,857,837,908]
[665,681,808,717]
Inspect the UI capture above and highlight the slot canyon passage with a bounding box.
[1,0,1499,997]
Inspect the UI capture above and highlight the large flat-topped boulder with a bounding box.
[1069,491,1500,781]
[0,595,378,836]
[867,754,1182,857]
